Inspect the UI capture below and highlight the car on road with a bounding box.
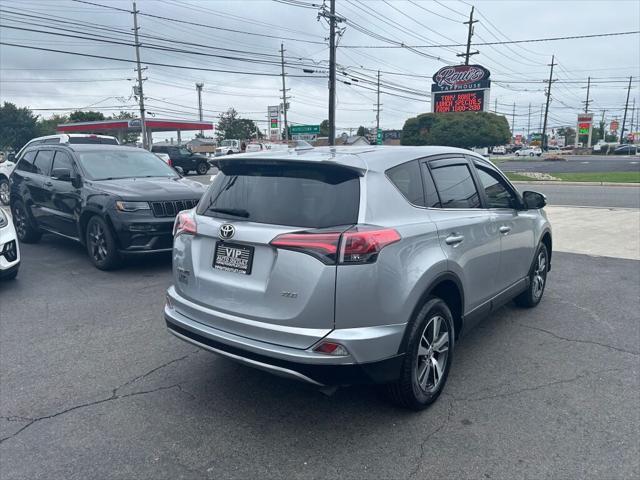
[0,208,20,280]
[613,144,638,155]
[151,145,211,175]
[0,154,17,206]
[165,146,552,409]
[10,144,205,270]
[215,139,242,156]
[491,145,506,155]
[516,146,542,157]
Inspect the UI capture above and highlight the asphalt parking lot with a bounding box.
[1,233,638,479]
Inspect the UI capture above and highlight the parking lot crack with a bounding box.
[115,351,197,394]
[512,322,638,356]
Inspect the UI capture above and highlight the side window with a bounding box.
[52,151,74,175]
[430,163,481,209]
[33,150,54,176]
[16,150,37,173]
[386,160,425,206]
[475,166,518,209]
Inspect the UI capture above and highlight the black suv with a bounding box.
[151,145,211,175]
[9,144,205,269]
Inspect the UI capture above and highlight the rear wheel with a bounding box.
[0,177,10,205]
[11,200,41,243]
[387,297,454,410]
[515,243,548,308]
[85,216,121,270]
[196,162,209,175]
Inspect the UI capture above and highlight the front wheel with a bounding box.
[515,243,548,308]
[515,152,520,157]
[530,152,535,157]
[196,162,209,175]
[0,177,10,205]
[85,216,121,270]
[387,297,454,410]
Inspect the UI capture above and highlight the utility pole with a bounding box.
[132,1,147,149]
[619,76,632,144]
[629,98,636,142]
[457,6,478,65]
[375,70,381,135]
[539,103,543,132]
[494,97,497,114]
[511,102,516,140]
[195,82,204,136]
[280,43,290,143]
[527,103,531,140]
[583,76,591,113]
[541,54,556,151]
[328,0,337,145]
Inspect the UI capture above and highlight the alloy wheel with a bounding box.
[13,206,27,239]
[89,222,108,262]
[415,315,450,393]
[532,250,547,299]
[0,181,9,205]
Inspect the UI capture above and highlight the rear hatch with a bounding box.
[176,159,361,349]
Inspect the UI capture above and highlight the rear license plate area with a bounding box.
[213,242,254,275]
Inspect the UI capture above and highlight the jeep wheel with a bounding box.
[0,177,9,205]
[196,162,209,175]
[86,216,121,270]
[515,243,548,308]
[11,200,41,243]
[387,297,454,410]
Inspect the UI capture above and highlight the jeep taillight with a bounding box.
[270,225,400,265]
[173,211,197,236]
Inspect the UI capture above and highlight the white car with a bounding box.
[515,147,542,157]
[215,139,241,156]
[245,143,266,153]
[0,208,20,280]
[492,146,506,155]
[0,155,17,206]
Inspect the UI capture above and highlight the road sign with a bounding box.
[291,133,317,142]
[376,128,383,145]
[610,120,619,132]
[290,125,320,135]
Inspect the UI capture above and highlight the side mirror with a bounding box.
[52,168,72,181]
[522,191,546,209]
[174,166,184,176]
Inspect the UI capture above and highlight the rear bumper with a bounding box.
[164,286,407,386]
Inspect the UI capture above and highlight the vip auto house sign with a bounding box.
[431,65,491,113]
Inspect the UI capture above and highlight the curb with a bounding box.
[510,180,639,187]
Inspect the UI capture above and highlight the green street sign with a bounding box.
[376,128,383,145]
[290,125,320,134]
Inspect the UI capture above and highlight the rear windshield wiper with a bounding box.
[208,207,250,218]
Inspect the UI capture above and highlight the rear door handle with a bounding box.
[445,234,464,245]
[499,225,511,234]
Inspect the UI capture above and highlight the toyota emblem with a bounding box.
[219,224,235,240]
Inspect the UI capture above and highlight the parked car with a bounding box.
[215,139,242,156]
[245,143,266,153]
[0,154,17,206]
[547,145,560,152]
[10,144,205,270]
[492,146,506,155]
[151,145,210,175]
[613,144,638,155]
[515,147,542,157]
[0,208,20,280]
[165,146,552,409]
[16,134,119,160]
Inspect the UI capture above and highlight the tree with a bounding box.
[556,127,576,146]
[68,110,105,123]
[356,126,369,137]
[216,108,260,141]
[0,102,40,151]
[401,112,510,148]
[320,119,329,137]
[37,114,68,137]
[109,111,139,144]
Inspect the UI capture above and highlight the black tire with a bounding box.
[0,177,10,206]
[1,267,18,281]
[530,153,534,157]
[227,150,233,156]
[196,162,209,175]
[387,297,455,410]
[11,200,41,243]
[182,169,190,175]
[85,216,121,270]
[515,243,548,308]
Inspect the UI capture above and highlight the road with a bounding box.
[496,155,640,173]
[1,237,638,479]
[511,182,640,208]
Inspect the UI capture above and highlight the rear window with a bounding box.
[69,137,118,145]
[197,163,360,228]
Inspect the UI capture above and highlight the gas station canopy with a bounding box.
[56,118,214,145]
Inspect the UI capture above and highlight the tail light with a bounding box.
[173,210,197,236]
[168,158,173,167]
[270,225,400,265]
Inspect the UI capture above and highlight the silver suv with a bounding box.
[165,146,552,409]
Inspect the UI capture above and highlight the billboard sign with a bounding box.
[433,91,484,113]
[431,65,491,92]
[576,113,594,147]
[610,119,619,132]
[268,105,280,141]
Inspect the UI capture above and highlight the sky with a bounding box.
[1,0,639,142]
